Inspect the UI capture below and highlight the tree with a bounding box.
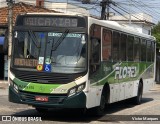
[151,22,160,48]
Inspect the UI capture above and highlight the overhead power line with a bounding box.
[114,0,160,23]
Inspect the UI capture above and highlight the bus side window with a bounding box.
[112,31,120,61]
[102,29,112,61]
[151,41,155,62]
[120,34,127,61]
[147,40,152,62]
[141,39,146,62]
[134,37,140,62]
[127,36,134,61]
[90,24,101,74]
[90,38,101,73]
[91,38,100,64]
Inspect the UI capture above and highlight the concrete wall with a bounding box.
[44,2,89,16]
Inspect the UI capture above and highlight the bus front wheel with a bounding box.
[92,91,106,116]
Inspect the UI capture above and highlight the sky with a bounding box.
[0,0,160,24]
[48,0,160,24]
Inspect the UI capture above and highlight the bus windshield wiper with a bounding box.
[28,30,40,48]
[52,29,69,51]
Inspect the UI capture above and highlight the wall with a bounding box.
[44,2,89,16]
[117,22,151,35]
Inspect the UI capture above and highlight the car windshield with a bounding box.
[13,31,87,73]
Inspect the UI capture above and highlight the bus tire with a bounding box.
[35,107,48,113]
[93,89,107,116]
[133,82,143,105]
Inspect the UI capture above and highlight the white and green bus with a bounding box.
[8,13,156,115]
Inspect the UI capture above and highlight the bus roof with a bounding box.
[19,12,85,17]
[16,13,155,41]
[88,17,155,41]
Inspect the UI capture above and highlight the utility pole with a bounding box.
[100,0,111,20]
[6,0,14,81]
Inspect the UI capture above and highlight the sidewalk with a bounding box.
[0,80,8,89]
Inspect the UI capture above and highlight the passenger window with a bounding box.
[151,41,155,62]
[112,32,120,61]
[120,34,127,61]
[90,24,101,74]
[102,29,112,61]
[134,37,140,62]
[127,36,134,61]
[141,39,146,61]
[91,39,100,64]
[147,40,152,62]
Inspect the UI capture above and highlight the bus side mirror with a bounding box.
[3,30,8,55]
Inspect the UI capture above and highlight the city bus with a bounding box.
[8,13,156,116]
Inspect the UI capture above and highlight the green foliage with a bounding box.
[151,22,160,48]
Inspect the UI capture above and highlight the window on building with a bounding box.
[148,30,151,35]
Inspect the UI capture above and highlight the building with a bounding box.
[110,13,155,35]
[0,1,57,80]
[44,2,89,16]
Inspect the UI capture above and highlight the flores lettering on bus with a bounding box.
[115,66,137,79]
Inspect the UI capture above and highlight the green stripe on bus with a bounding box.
[13,78,77,94]
[90,62,154,86]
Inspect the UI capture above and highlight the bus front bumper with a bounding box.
[9,86,86,109]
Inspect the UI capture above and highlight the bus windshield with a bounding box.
[13,31,87,74]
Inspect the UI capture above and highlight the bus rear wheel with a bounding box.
[133,82,143,105]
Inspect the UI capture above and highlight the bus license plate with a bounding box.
[35,96,48,102]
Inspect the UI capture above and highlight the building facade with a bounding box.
[110,13,154,35]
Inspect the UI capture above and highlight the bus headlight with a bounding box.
[9,79,14,86]
[68,87,77,96]
[14,84,18,90]
[68,83,85,97]
[10,79,19,93]
[77,83,85,92]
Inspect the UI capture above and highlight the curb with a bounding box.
[0,81,9,89]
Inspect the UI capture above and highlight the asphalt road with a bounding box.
[0,84,160,124]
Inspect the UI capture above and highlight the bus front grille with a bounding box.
[16,73,70,83]
[11,68,74,84]
[19,91,66,104]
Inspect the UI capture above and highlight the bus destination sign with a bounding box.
[24,17,78,27]
[14,58,38,67]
